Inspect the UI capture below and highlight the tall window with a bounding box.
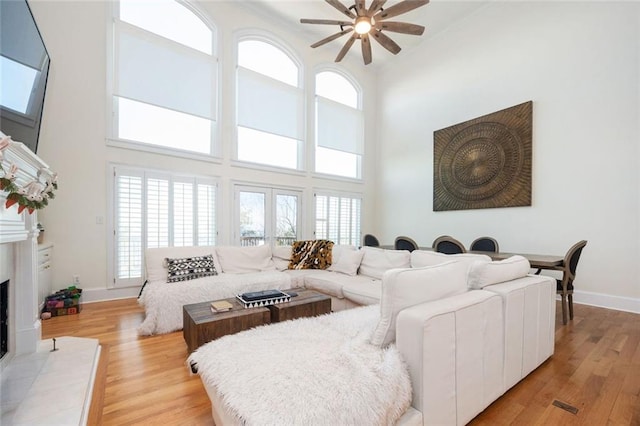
[236,38,303,170]
[315,71,363,179]
[112,0,217,155]
[315,192,361,246]
[112,166,217,287]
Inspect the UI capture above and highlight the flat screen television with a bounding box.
[0,0,50,154]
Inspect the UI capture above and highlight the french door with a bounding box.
[234,185,302,247]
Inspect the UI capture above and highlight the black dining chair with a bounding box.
[557,240,588,325]
[363,234,380,247]
[394,236,419,252]
[470,237,499,253]
[432,235,466,254]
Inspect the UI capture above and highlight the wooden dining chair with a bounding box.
[557,240,587,325]
[363,234,380,247]
[394,236,419,252]
[432,235,466,254]
[470,236,499,253]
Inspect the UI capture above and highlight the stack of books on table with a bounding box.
[211,300,233,313]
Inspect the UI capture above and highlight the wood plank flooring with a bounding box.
[42,299,640,425]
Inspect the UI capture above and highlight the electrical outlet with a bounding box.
[73,275,80,285]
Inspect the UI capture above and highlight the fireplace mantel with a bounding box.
[0,131,57,362]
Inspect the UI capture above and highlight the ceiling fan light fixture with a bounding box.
[354,16,373,34]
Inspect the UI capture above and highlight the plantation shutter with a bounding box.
[173,180,194,247]
[314,193,362,246]
[115,170,143,285]
[197,182,217,246]
[146,176,169,249]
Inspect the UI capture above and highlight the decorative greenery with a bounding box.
[0,160,58,215]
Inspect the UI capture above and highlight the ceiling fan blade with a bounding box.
[361,33,372,65]
[368,0,387,16]
[370,30,401,54]
[300,18,353,26]
[375,21,425,35]
[311,28,353,48]
[355,0,366,16]
[377,0,429,21]
[325,0,356,19]
[335,34,357,62]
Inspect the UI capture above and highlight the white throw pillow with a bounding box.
[272,246,292,271]
[331,244,357,265]
[467,255,531,289]
[215,245,276,273]
[328,249,364,276]
[359,247,411,279]
[371,260,469,347]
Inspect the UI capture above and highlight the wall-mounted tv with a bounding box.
[0,0,50,154]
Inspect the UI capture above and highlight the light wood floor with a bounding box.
[42,299,640,425]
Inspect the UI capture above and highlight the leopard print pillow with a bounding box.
[288,240,334,270]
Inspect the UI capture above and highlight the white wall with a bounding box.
[376,2,640,309]
[28,1,377,300]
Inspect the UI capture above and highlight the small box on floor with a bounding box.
[43,286,83,317]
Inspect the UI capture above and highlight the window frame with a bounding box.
[232,31,305,172]
[106,0,221,160]
[107,163,220,288]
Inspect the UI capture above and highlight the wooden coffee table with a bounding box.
[183,288,331,352]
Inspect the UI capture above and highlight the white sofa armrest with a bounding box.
[396,290,504,426]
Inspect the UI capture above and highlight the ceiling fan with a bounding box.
[300,0,429,65]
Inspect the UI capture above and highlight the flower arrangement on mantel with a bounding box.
[0,136,58,215]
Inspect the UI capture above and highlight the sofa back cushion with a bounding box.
[359,247,411,279]
[468,255,531,289]
[411,250,491,268]
[371,261,469,347]
[272,246,292,271]
[216,245,276,273]
[145,246,220,283]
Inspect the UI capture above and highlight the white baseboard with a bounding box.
[571,290,640,314]
[82,286,141,303]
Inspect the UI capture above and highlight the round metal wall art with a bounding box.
[433,101,532,211]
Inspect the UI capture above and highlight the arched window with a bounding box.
[315,70,363,179]
[236,38,303,170]
[112,0,217,155]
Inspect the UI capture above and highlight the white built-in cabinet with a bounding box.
[37,243,53,310]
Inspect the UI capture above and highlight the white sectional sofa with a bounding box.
[142,242,556,425]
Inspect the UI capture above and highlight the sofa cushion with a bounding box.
[342,280,382,305]
[330,244,357,265]
[216,245,276,273]
[410,250,491,269]
[328,248,364,276]
[272,245,292,271]
[289,240,334,270]
[145,246,220,283]
[166,254,217,283]
[304,271,378,299]
[371,261,469,347]
[359,247,411,279]
[468,255,531,289]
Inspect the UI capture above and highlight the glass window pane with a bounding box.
[316,71,357,108]
[117,97,212,154]
[276,194,297,246]
[239,191,265,246]
[237,127,298,169]
[0,55,37,113]
[315,147,359,179]
[119,0,212,54]
[238,40,297,86]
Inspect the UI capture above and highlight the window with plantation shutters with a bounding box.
[111,166,218,288]
[314,192,362,246]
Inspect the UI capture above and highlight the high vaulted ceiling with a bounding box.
[242,0,490,67]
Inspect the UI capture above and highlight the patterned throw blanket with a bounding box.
[188,305,412,425]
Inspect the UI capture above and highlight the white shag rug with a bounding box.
[138,271,292,335]
[188,305,412,426]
